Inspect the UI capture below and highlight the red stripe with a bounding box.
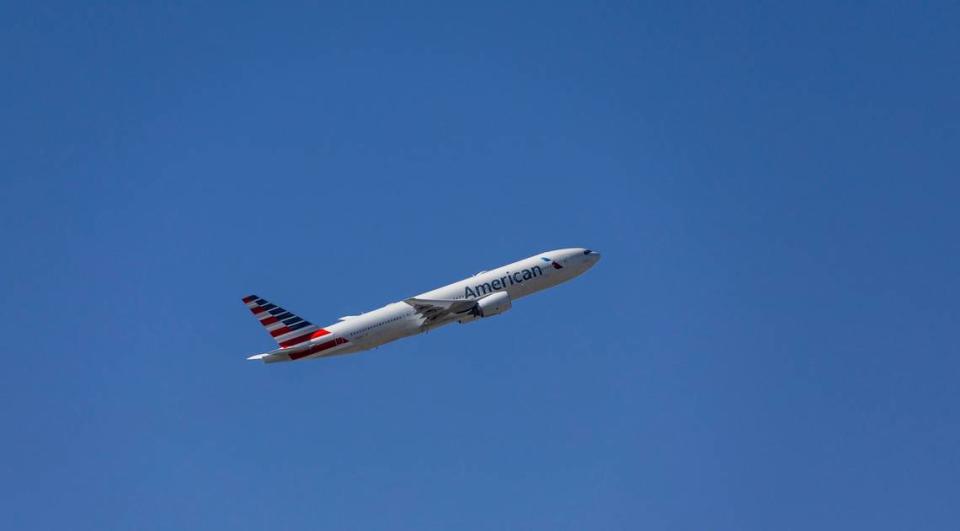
[279,328,329,348]
[290,340,332,360]
[270,326,291,337]
[280,334,312,348]
[252,307,266,315]
[260,316,279,325]
[289,338,347,361]
[242,295,257,303]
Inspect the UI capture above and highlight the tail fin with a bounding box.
[241,294,327,348]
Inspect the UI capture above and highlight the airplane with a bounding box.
[242,248,601,363]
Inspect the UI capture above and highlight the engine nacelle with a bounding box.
[475,291,512,318]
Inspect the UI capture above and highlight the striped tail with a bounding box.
[241,295,328,348]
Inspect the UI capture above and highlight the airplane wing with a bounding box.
[404,297,478,326]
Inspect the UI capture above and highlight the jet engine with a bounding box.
[475,291,512,318]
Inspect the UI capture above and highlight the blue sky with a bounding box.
[1,1,958,529]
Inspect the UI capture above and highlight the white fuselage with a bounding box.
[305,248,600,359]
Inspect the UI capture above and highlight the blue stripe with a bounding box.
[283,316,303,325]
[287,321,312,331]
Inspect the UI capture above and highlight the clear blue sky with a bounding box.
[2,1,958,529]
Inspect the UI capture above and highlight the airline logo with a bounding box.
[242,295,350,360]
[463,263,548,299]
[242,295,326,348]
[541,256,563,269]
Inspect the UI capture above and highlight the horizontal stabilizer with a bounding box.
[246,349,293,363]
[245,342,312,363]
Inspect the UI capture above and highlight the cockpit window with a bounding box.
[583,249,593,255]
